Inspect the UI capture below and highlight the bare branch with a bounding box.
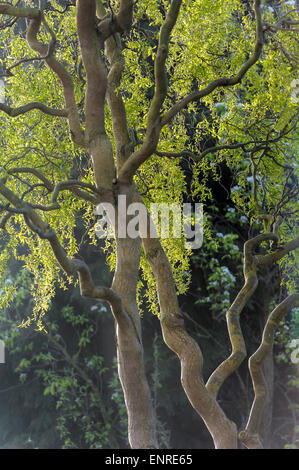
[106,36,132,167]
[26,202,59,211]
[0,203,25,214]
[0,3,40,18]
[116,0,134,32]
[0,4,84,144]
[45,2,74,15]
[0,102,68,118]
[206,230,298,398]
[7,167,54,191]
[2,16,56,77]
[71,258,123,318]
[148,0,182,126]
[51,180,100,204]
[244,232,279,264]
[154,149,198,159]
[77,0,107,136]
[76,0,115,189]
[95,1,132,167]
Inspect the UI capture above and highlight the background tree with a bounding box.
[0,0,298,449]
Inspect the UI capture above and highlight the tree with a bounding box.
[0,0,298,449]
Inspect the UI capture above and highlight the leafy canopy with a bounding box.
[0,0,298,327]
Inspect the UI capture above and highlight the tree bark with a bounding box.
[255,264,280,448]
[112,183,158,448]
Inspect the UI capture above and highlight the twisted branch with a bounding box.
[118,0,263,183]
[95,0,132,168]
[76,0,115,189]
[26,13,85,146]
[118,0,182,182]
[205,232,298,398]
[239,294,299,449]
[7,167,54,191]
[0,102,67,118]
[161,0,263,127]
[0,3,39,18]
[0,4,85,145]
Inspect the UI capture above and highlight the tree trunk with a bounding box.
[255,264,280,448]
[112,184,157,448]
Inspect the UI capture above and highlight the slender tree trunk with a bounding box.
[255,264,280,448]
[112,183,157,448]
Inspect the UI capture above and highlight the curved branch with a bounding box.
[1,3,84,144]
[154,123,296,162]
[105,33,132,167]
[206,230,298,400]
[0,3,39,18]
[148,0,182,126]
[244,233,279,264]
[70,258,124,319]
[239,294,299,449]
[161,0,263,127]
[106,38,132,167]
[76,0,107,136]
[51,180,100,204]
[154,149,198,159]
[26,14,85,146]
[0,102,67,118]
[116,0,134,32]
[76,0,115,189]
[206,233,279,397]
[95,1,132,168]
[3,18,56,77]
[118,0,263,183]
[0,178,122,314]
[118,0,182,183]
[7,167,54,191]
[205,279,257,397]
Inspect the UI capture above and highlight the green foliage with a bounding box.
[0,0,297,325]
[193,216,243,319]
